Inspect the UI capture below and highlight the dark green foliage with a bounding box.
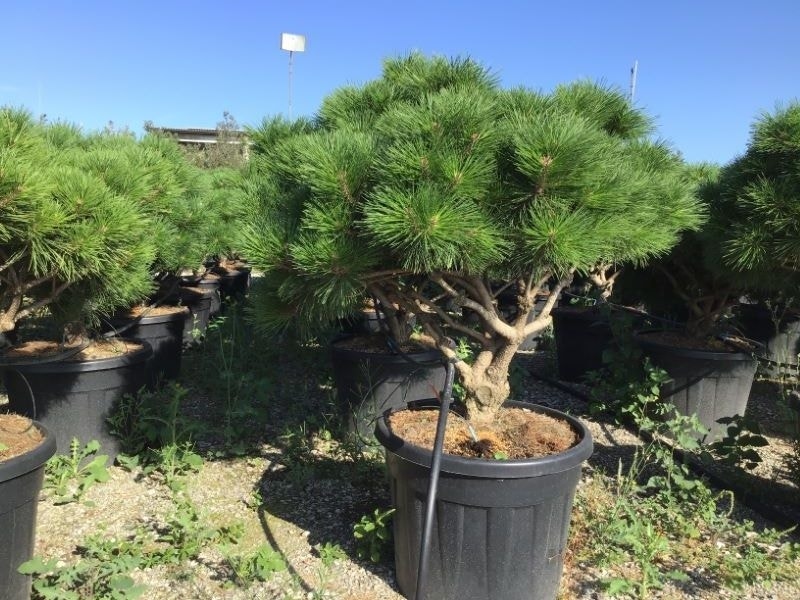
[718,103,800,274]
[619,103,800,336]
[0,106,227,339]
[244,55,702,417]
[0,109,157,334]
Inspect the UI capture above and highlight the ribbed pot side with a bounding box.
[635,333,757,442]
[3,342,153,462]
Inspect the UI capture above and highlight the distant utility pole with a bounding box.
[281,33,306,120]
[630,60,639,103]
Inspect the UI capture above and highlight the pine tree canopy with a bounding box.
[244,54,710,417]
[245,55,702,339]
[718,103,800,275]
[0,107,228,336]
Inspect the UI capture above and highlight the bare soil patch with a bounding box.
[125,304,189,318]
[333,334,429,355]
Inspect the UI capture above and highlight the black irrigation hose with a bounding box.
[364,321,461,599]
[528,371,800,530]
[415,357,456,600]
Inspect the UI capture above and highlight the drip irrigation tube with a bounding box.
[414,358,456,600]
[375,331,460,599]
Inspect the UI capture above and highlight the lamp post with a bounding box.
[281,33,306,120]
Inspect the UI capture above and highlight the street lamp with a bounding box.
[281,33,306,120]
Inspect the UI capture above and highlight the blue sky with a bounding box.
[2,1,798,164]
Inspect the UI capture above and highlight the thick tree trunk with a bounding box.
[460,342,519,425]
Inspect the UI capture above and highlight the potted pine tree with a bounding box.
[626,104,800,441]
[0,110,156,460]
[719,103,800,374]
[84,132,210,378]
[623,156,789,442]
[200,167,252,307]
[245,54,703,599]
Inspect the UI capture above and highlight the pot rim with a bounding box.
[1,338,153,374]
[634,329,759,362]
[375,400,593,479]
[0,420,57,483]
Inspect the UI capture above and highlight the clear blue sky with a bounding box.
[3,1,798,164]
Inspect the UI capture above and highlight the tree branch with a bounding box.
[410,289,488,345]
[366,283,404,341]
[15,281,72,322]
[523,270,574,337]
[430,273,517,340]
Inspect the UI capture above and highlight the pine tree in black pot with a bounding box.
[243,55,703,600]
[623,103,800,441]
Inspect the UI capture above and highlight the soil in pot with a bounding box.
[0,415,57,600]
[0,414,45,461]
[388,405,577,458]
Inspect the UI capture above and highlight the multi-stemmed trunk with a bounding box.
[0,259,70,341]
[367,269,574,424]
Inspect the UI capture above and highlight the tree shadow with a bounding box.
[251,449,401,594]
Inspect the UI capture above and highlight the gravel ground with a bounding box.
[3,343,800,599]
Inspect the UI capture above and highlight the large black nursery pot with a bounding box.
[213,266,251,305]
[181,275,222,317]
[177,287,213,345]
[551,306,614,382]
[736,303,800,376]
[375,401,593,600]
[106,306,188,385]
[331,336,446,441]
[2,340,152,462]
[634,331,758,442]
[0,419,56,600]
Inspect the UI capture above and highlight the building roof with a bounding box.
[145,125,248,145]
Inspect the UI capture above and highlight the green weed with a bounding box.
[353,507,394,563]
[45,439,110,505]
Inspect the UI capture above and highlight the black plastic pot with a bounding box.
[331,338,446,441]
[2,340,152,462]
[0,420,57,600]
[551,307,613,382]
[375,401,593,600]
[182,276,222,317]
[635,332,758,442]
[736,303,800,375]
[178,288,213,345]
[215,267,251,304]
[107,307,188,384]
[339,309,385,336]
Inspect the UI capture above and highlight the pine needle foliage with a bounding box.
[244,55,702,420]
[718,103,800,274]
[0,108,157,336]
